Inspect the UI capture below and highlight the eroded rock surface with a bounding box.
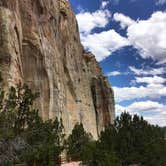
[0,0,115,138]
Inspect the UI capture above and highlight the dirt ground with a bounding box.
[61,162,81,166]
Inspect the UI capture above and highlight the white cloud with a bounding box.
[78,10,166,63]
[128,100,165,112]
[81,30,129,61]
[113,84,166,102]
[115,105,127,116]
[115,101,166,126]
[76,8,131,61]
[156,0,166,5]
[116,101,165,115]
[144,114,166,127]
[135,76,166,85]
[101,1,110,9]
[129,66,166,76]
[76,9,111,34]
[115,104,139,116]
[114,12,166,63]
[113,13,136,29]
[126,12,166,64]
[106,71,122,76]
[113,12,166,64]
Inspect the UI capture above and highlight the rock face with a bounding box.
[0,0,115,138]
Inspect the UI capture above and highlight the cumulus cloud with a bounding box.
[113,83,166,102]
[76,9,111,34]
[113,13,136,28]
[81,30,129,61]
[113,12,166,64]
[129,66,166,76]
[115,101,166,126]
[101,1,110,9]
[77,10,166,63]
[127,12,166,64]
[128,100,165,112]
[116,101,165,114]
[115,105,128,116]
[76,7,131,61]
[135,76,166,85]
[144,114,166,126]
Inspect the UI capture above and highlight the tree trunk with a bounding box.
[33,160,37,166]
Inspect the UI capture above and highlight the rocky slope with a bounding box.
[0,0,115,138]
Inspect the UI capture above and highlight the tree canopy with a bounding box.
[0,84,64,166]
[91,112,166,166]
[0,73,165,165]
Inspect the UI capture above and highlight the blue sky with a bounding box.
[69,0,166,126]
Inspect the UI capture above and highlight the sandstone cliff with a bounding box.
[0,0,115,138]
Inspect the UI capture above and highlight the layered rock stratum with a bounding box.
[0,0,115,138]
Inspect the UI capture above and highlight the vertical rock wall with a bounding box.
[0,0,115,139]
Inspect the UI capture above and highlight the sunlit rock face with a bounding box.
[0,0,115,139]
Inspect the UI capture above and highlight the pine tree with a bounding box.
[66,123,93,162]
